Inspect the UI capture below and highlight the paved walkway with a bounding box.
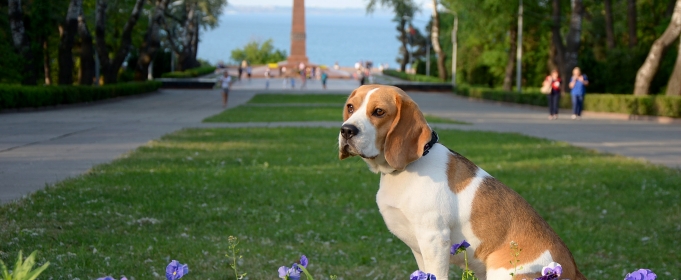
[1,78,680,203]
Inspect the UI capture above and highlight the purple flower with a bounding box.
[166,260,189,280]
[450,240,471,255]
[299,255,308,268]
[534,262,562,280]
[97,277,115,280]
[410,270,437,280]
[624,269,657,280]
[279,255,307,280]
[278,265,301,280]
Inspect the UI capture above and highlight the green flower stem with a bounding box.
[296,264,315,280]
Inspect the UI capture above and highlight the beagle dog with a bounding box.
[338,86,586,280]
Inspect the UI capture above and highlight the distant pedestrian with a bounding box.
[300,69,307,89]
[218,71,233,108]
[543,69,561,120]
[264,68,271,89]
[321,71,328,90]
[237,65,243,81]
[569,67,589,119]
[334,62,340,70]
[246,64,252,81]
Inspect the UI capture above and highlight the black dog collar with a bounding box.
[422,130,439,156]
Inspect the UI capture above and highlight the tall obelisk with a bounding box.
[288,0,309,65]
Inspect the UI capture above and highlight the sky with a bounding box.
[228,0,432,12]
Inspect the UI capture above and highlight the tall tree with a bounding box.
[634,0,681,95]
[551,0,585,92]
[95,0,145,84]
[58,0,82,85]
[8,0,37,85]
[627,0,638,47]
[367,0,419,72]
[430,0,447,80]
[604,0,615,50]
[78,13,95,85]
[666,38,681,96]
[135,0,171,80]
[165,0,200,71]
[502,27,517,91]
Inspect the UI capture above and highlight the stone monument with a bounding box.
[288,0,309,66]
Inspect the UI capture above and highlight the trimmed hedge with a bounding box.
[161,66,216,78]
[382,69,444,83]
[456,86,681,118]
[0,81,162,110]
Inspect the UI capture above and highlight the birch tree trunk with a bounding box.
[563,0,584,92]
[95,0,144,84]
[503,27,517,91]
[634,0,681,95]
[666,38,681,96]
[551,0,584,92]
[627,0,638,48]
[78,14,95,85]
[135,0,171,80]
[604,0,615,50]
[430,0,447,80]
[8,0,37,85]
[43,40,51,85]
[58,0,82,85]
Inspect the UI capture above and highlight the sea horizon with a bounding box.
[197,5,430,67]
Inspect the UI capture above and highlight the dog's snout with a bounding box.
[340,124,359,139]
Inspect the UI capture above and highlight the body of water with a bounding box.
[198,11,427,67]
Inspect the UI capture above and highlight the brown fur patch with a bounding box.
[446,153,478,193]
[469,177,584,279]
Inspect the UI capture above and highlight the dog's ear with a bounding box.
[384,93,431,171]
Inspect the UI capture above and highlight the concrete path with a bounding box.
[1,78,680,203]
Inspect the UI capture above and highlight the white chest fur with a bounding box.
[376,144,488,278]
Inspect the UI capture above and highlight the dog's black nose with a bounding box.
[340,124,359,139]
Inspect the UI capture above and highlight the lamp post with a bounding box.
[516,0,523,93]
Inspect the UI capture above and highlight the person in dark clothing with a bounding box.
[543,69,561,120]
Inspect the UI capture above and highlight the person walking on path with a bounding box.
[218,71,233,108]
[246,64,252,82]
[321,71,328,90]
[237,64,243,81]
[569,67,589,120]
[543,69,562,120]
[264,68,271,89]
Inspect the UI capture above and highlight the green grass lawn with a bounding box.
[1,127,679,279]
[204,94,468,124]
[248,94,349,104]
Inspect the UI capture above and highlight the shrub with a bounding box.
[161,66,216,78]
[455,86,681,118]
[0,81,162,110]
[382,69,444,83]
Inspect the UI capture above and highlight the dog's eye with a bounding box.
[373,108,385,117]
[347,104,354,114]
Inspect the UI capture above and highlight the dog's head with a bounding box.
[338,85,432,173]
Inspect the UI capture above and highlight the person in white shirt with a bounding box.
[218,71,233,108]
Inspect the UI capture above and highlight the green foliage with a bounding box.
[436,0,677,93]
[456,86,681,117]
[0,81,161,110]
[383,69,444,83]
[230,39,287,65]
[160,66,217,78]
[0,251,49,280]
